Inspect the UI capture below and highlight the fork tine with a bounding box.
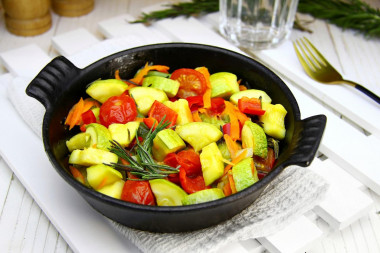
[293,41,315,76]
[294,39,319,71]
[299,38,326,70]
[302,37,331,67]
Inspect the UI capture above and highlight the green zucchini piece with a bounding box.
[182,188,225,205]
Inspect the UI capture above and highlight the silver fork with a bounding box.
[293,37,380,105]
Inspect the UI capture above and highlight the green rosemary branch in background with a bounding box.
[132,0,218,24]
[297,0,380,38]
[133,0,380,39]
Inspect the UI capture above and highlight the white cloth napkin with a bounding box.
[6,68,329,253]
[112,165,328,253]
[5,37,329,253]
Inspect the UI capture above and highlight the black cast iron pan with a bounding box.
[26,43,326,233]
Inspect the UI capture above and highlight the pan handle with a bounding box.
[26,56,80,110]
[284,114,327,167]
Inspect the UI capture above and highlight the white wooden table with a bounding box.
[1,1,380,252]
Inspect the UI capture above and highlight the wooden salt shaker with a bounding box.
[2,0,51,36]
[52,0,94,17]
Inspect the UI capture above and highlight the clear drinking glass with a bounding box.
[219,0,299,50]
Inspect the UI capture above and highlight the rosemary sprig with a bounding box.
[133,0,380,39]
[297,0,380,38]
[107,119,180,180]
[132,0,218,24]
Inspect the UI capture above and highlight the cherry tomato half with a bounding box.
[99,94,137,128]
[170,68,207,98]
[121,174,156,205]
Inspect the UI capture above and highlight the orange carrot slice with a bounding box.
[69,166,85,184]
[223,101,240,140]
[223,149,248,176]
[228,170,237,194]
[196,66,212,109]
[224,134,239,159]
[192,110,202,122]
[69,97,84,130]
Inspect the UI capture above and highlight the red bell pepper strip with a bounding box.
[148,100,178,128]
[209,97,225,115]
[237,96,266,116]
[81,109,97,125]
[186,95,226,114]
[179,168,208,194]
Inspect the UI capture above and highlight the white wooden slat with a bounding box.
[217,240,259,253]
[33,210,51,252]
[21,200,44,252]
[0,156,13,214]
[51,28,100,57]
[44,222,60,252]
[0,44,51,78]
[362,210,380,253]
[239,239,266,253]
[97,14,171,43]
[153,16,241,52]
[310,159,373,229]
[308,158,365,190]
[0,170,26,252]
[10,186,34,252]
[314,183,373,230]
[327,24,380,102]
[257,216,324,253]
[307,159,374,230]
[350,217,371,253]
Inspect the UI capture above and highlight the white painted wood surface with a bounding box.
[0,0,380,252]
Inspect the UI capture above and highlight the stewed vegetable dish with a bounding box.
[64,63,287,206]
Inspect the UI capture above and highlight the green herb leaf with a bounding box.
[107,118,179,180]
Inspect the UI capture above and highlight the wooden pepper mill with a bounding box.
[52,0,94,17]
[2,0,52,36]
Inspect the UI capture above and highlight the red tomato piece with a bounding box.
[148,100,178,128]
[176,150,202,177]
[170,68,207,98]
[121,174,156,205]
[163,153,181,184]
[179,167,208,194]
[99,94,137,128]
[143,117,158,130]
[238,96,265,116]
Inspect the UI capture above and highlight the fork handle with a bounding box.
[344,80,380,105]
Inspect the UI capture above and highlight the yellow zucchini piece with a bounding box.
[200,142,224,186]
[259,103,287,140]
[175,122,223,152]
